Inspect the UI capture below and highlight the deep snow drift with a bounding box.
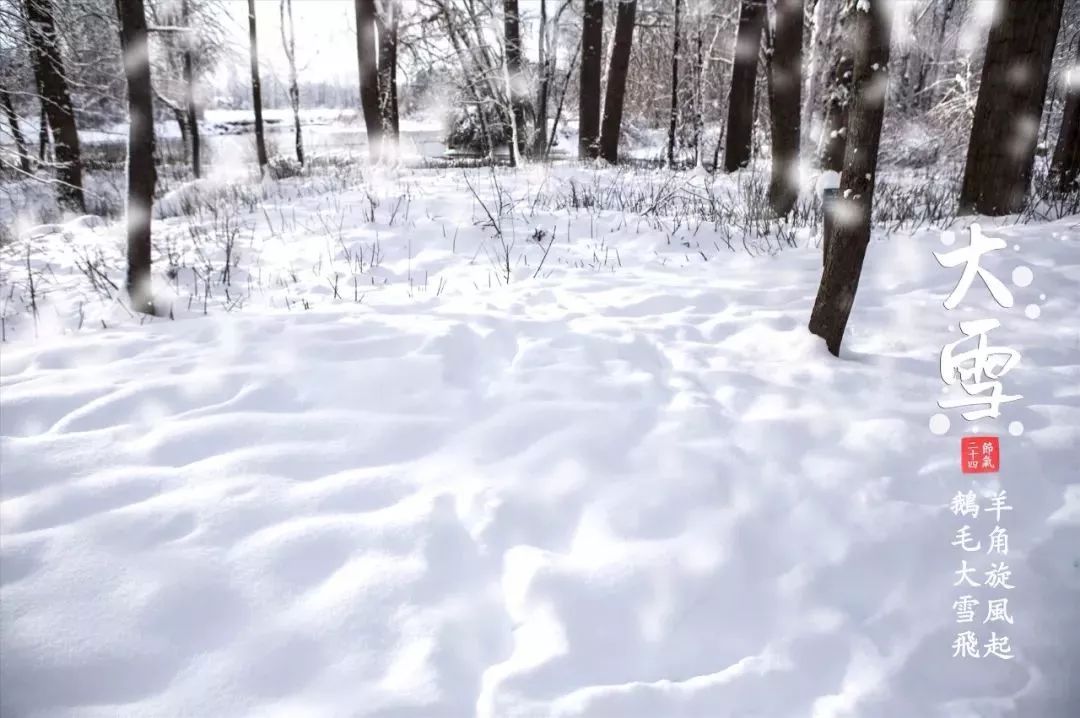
[1,164,1078,718]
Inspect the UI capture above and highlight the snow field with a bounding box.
[1,165,1078,717]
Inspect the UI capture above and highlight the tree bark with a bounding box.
[959,0,1065,215]
[579,0,603,159]
[534,0,550,158]
[767,0,804,216]
[666,0,681,167]
[599,0,637,164]
[377,0,400,157]
[281,0,304,166]
[818,0,854,172]
[723,0,766,172]
[246,0,268,170]
[1050,45,1079,192]
[114,0,157,315]
[355,0,383,161]
[503,0,526,165]
[808,0,892,357]
[182,0,200,177]
[38,103,49,162]
[25,0,84,210]
[1,87,32,173]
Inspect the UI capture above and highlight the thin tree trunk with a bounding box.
[25,0,84,210]
[959,0,1065,215]
[808,0,892,357]
[767,0,804,216]
[579,0,603,159]
[182,0,200,177]
[281,0,304,165]
[534,0,550,158]
[666,0,681,167]
[503,0,526,165]
[1051,46,1080,191]
[246,0,268,170]
[114,0,157,315]
[550,35,581,156]
[355,0,382,161]
[724,0,765,172]
[600,0,636,164]
[1,87,32,173]
[818,0,854,171]
[377,0,400,157]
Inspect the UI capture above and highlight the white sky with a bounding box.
[216,0,554,87]
[219,0,360,85]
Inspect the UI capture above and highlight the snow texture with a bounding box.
[1,165,1079,718]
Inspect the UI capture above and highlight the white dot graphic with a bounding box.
[1025,304,1041,319]
[1013,244,1020,251]
[930,413,951,435]
[940,231,955,246]
[1008,421,1024,437]
[1039,293,1046,301]
[1012,266,1033,287]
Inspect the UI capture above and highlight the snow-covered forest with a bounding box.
[1,0,1078,716]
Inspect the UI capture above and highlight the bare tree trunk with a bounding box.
[377,0,400,157]
[246,0,268,170]
[818,0,854,171]
[550,35,581,156]
[503,0,526,165]
[182,0,200,177]
[599,0,636,163]
[281,0,304,166]
[1051,46,1080,191]
[38,103,49,162]
[808,0,892,357]
[767,0,804,216]
[534,0,550,158]
[723,0,765,172]
[355,0,383,161]
[579,0,603,159]
[25,0,84,210]
[959,0,1064,215]
[1,87,32,173]
[114,0,157,315]
[665,0,681,167]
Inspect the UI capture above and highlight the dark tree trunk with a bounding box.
[1050,46,1079,192]
[723,0,766,172]
[600,0,637,164]
[355,0,382,160]
[534,0,550,158]
[766,0,804,216]
[808,0,892,357]
[666,0,681,167]
[377,0,400,155]
[246,0,268,170]
[281,0,304,165]
[818,0,854,172]
[38,103,49,162]
[579,0,603,160]
[182,0,200,177]
[114,0,157,315]
[503,0,526,165]
[959,0,1064,215]
[25,0,84,210]
[1,87,32,173]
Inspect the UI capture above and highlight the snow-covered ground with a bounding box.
[1,163,1078,717]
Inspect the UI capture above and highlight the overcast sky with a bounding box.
[218,0,360,85]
